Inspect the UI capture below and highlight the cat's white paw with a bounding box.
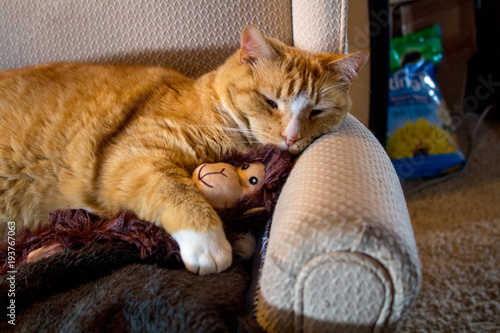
[232,231,256,260]
[172,227,232,275]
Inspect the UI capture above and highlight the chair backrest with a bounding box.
[0,0,347,77]
[292,0,348,55]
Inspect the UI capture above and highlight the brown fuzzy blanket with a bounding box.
[0,210,261,332]
[1,209,184,274]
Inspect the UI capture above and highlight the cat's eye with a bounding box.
[265,99,278,109]
[309,110,323,118]
[249,177,258,185]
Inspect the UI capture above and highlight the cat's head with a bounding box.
[216,25,369,154]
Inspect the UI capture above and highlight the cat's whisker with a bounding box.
[198,125,267,137]
[163,124,264,140]
[349,83,372,93]
[183,58,218,76]
[181,124,259,135]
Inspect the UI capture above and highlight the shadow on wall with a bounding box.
[91,46,239,79]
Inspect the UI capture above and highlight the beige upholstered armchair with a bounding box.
[0,1,421,332]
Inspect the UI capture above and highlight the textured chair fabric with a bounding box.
[256,115,421,332]
[0,0,293,77]
[292,0,349,54]
[0,1,421,332]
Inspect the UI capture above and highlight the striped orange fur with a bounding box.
[0,26,368,274]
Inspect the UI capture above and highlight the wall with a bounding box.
[347,0,371,127]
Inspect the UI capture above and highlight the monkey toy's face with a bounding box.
[192,162,266,210]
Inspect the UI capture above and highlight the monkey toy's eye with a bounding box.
[241,164,250,170]
[249,177,258,185]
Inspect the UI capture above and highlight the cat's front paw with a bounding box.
[172,226,232,275]
[232,231,256,260]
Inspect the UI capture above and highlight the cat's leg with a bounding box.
[157,170,233,275]
[172,226,232,274]
[98,160,232,275]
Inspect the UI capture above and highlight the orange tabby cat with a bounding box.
[0,26,368,274]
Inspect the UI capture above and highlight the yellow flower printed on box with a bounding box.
[386,118,457,159]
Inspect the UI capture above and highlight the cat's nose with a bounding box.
[281,133,301,147]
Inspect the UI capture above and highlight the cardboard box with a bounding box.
[393,0,477,110]
[398,0,477,69]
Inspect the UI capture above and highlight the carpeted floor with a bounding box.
[400,115,500,332]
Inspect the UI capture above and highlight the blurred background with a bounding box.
[348,1,499,331]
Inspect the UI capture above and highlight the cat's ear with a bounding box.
[322,51,369,82]
[240,25,275,65]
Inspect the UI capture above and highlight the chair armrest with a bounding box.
[256,115,421,333]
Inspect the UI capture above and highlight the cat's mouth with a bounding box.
[279,141,290,151]
[280,140,306,155]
